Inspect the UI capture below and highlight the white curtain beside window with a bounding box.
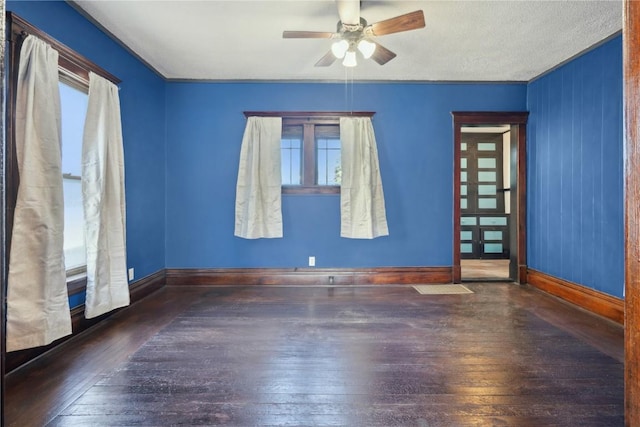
[340,117,389,239]
[82,71,129,319]
[6,35,72,352]
[235,117,283,239]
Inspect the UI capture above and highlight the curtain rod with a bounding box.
[243,111,375,118]
[8,12,121,85]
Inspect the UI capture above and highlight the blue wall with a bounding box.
[165,83,526,268]
[8,1,167,306]
[527,36,623,298]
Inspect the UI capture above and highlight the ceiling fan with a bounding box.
[283,0,425,67]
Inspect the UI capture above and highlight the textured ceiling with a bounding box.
[71,0,622,82]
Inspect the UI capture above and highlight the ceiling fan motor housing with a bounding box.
[338,17,368,37]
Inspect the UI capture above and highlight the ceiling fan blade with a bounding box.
[283,31,335,39]
[371,42,397,65]
[315,50,337,67]
[370,10,425,36]
[336,0,360,26]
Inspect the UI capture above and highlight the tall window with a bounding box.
[59,81,88,275]
[7,12,122,294]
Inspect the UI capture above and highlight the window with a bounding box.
[280,119,341,193]
[244,112,374,195]
[7,13,122,295]
[59,80,89,276]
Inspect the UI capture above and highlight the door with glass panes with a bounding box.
[460,133,509,259]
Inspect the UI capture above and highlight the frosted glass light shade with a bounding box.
[357,39,376,59]
[331,40,349,59]
[343,50,357,67]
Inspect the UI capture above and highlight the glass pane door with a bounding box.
[460,132,509,259]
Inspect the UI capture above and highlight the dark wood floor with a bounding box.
[6,283,624,426]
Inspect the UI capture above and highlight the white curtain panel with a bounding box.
[82,71,129,319]
[235,117,283,239]
[6,35,72,352]
[340,117,389,239]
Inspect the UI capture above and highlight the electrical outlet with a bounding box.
[128,268,134,281]
[308,256,316,267]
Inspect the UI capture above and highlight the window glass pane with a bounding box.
[484,243,503,253]
[327,139,340,149]
[478,158,496,169]
[483,230,503,240]
[479,217,507,226]
[461,217,477,226]
[461,158,467,169]
[461,243,473,253]
[461,185,467,196]
[316,137,341,185]
[478,171,496,182]
[461,143,467,151]
[59,81,88,271]
[461,171,467,182]
[478,184,496,195]
[478,198,497,209]
[461,231,473,240]
[461,198,467,209]
[281,137,302,185]
[478,142,496,151]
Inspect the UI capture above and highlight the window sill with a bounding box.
[282,186,340,195]
[67,273,87,296]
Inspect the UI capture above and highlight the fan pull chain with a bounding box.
[344,66,348,112]
[350,68,355,115]
[343,66,355,114]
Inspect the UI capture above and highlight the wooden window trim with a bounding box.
[243,112,375,195]
[7,13,121,86]
[6,13,121,297]
[243,111,375,119]
[302,122,317,186]
[281,186,342,195]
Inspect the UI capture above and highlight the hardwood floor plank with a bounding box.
[68,389,623,406]
[6,283,624,427]
[5,287,210,427]
[57,402,624,418]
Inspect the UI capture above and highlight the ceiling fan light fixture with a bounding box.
[343,50,357,67]
[357,39,376,59]
[331,39,349,59]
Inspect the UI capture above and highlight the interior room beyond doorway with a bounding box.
[460,124,511,281]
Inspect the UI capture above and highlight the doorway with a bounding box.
[452,112,528,283]
[460,127,511,280]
